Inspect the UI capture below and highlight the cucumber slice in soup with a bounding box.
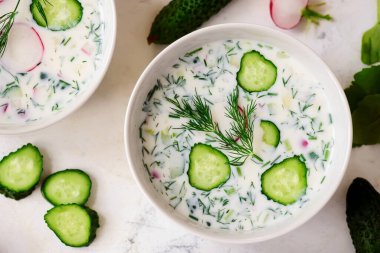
[42,169,92,205]
[30,0,83,31]
[237,50,277,92]
[188,143,230,191]
[44,204,99,247]
[0,144,43,200]
[261,156,307,205]
[260,120,280,147]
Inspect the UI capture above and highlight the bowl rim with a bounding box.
[124,23,352,244]
[0,0,117,135]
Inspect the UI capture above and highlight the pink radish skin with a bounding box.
[1,23,44,73]
[1,104,8,113]
[270,0,308,29]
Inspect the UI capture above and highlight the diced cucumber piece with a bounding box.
[237,50,277,92]
[0,144,43,200]
[260,120,280,147]
[188,143,230,191]
[44,204,99,247]
[261,156,307,205]
[30,0,83,31]
[42,169,92,206]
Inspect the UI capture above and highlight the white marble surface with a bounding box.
[0,0,379,252]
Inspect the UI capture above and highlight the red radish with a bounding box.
[270,0,333,29]
[0,104,8,113]
[270,0,308,29]
[1,23,44,73]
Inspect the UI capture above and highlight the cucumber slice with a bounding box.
[30,0,83,31]
[44,204,99,247]
[0,144,43,200]
[261,156,307,205]
[237,50,277,92]
[42,169,92,206]
[260,120,280,147]
[188,143,230,191]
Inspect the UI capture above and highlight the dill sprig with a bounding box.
[0,0,20,57]
[167,87,262,166]
[0,0,49,58]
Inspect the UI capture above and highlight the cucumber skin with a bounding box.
[41,169,92,206]
[260,120,280,147]
[0,144,43,200]
[30,0,83,31]
[148,0,232,44]
[45,204,100,247]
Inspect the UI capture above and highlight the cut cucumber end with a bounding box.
[261,156,307,205]
[0,144,43,200]
[237,50,277,92]
[30,0,83,31]
[260,120,280,147]
[42,169,92,206]
[44,204,99,247]
[188,143,231,191]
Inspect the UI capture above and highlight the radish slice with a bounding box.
[270,0,308,29]
[1,23,44,73]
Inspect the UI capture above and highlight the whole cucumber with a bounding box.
[148,0,232,44]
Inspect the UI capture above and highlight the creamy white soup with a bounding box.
[0,0,104,123]
[140,39,334,231]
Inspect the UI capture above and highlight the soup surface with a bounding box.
[140,39,334,231]
[0,0,104,123]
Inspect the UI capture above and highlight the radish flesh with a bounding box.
[1,23,44,73]
[270,0,308,29]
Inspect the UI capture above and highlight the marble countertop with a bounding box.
[0,0,379,252]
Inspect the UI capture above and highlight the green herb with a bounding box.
[345,65,380,112]
[351,95,380,146]
[166,87,262,166]
[185,47,202,57]
[361,0,380,65]
[301,5,333,25]
[0,0,20,57]
[344,66,380,146]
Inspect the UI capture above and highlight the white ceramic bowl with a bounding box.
[0,0,116,134]
[124,24,352,243]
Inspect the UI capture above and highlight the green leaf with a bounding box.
[361,24,380,65]
[345,65,380,112]
[352,94,380,146]
[302,6,333,25]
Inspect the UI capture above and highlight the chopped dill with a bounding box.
[166,87,262,166]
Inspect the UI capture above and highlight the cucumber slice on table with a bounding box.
[45,204,99,247]
[261,156,307,205]
[237,50,277,92]
[30,0,83,31]
[0,144,43,200]
[42,169,92,206]
[188,143,230,191]
[260,120,280,147]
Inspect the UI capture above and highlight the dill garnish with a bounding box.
[166,87,262,166]
[0,0,20,57]
[0,0,49,58]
